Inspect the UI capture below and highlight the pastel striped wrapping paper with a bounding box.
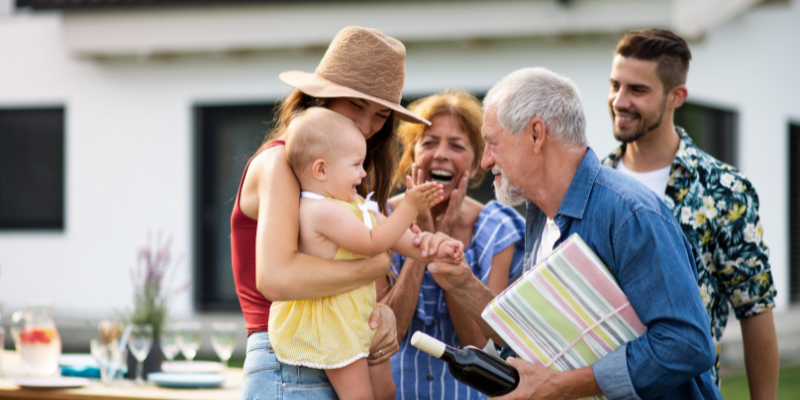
[481,234,646,391]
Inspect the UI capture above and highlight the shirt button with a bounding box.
[430,321,436,327]
[427,375,434,381]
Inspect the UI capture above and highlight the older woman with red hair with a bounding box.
[380,90,526,399]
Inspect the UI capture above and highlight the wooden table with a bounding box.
[0,351,242,400]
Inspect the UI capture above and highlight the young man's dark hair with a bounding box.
[615,29,692,92]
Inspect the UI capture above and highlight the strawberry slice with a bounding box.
[20,327,56,344]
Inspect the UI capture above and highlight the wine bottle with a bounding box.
[411,332,519,396]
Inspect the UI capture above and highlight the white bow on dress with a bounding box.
[358,192,380,229]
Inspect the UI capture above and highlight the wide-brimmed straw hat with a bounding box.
[280,26,430,126]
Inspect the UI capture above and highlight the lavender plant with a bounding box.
[126,232,191,340]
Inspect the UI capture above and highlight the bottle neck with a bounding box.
[440,346,458,363]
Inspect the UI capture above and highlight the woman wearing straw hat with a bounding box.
[231,26,440,399]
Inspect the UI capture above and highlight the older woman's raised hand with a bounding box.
[411,164,436,232]
[438,171,469,235]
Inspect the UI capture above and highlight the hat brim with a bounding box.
[279,71,430,126]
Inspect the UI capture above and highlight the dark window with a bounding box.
[789,122,800,304]
[195,104,275,311]
[0,108,64,230]
[674,102,738,166]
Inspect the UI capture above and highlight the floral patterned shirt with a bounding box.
[602,128,776,385]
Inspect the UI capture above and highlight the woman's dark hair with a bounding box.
[263,89,398,214]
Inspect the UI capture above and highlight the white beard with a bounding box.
[492,165,526,206]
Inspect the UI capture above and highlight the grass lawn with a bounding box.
[721,364,800,400]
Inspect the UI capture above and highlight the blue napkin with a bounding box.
[61,365,102,379]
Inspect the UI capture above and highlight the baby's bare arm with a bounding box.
[372,212,465,264]
[314,200,415,257]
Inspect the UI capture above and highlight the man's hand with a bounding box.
[490,357,561,400]
[367,303,399,366]
[427,259,474,293]
[490,358,602,400]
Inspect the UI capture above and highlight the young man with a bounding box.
[602,29,778,398]
[423,67,721,399]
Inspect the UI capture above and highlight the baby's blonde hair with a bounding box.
[285,107,356,175]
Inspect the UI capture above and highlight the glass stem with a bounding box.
[136,360,144,384]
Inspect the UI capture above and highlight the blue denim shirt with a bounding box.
[504,148,721,400]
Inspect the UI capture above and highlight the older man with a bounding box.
[425,68,721,399]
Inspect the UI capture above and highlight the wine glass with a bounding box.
[10,311,25,352]
[211,322,237,370]
[159,323,180,362]
[177,321,201,367]
[127,324,153,385]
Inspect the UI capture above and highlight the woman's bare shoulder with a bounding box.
[244,145,293,187]
[240,144,296,218]
[249,145,289,173]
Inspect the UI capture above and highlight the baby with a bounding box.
[269,107,463,400]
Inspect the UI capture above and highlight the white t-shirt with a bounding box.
[536,218,561,264]
[615,159,671,199]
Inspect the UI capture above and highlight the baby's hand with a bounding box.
[404,176,444,212]
[437,239,465,264]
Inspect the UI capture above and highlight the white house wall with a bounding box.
[0,1,797,324]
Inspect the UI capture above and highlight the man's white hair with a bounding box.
[483,67,587,149]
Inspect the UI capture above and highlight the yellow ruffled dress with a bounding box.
[268,192,379,369]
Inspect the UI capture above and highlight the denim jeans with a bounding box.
[240,332,337,400]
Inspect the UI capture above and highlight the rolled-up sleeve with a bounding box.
[593,344,640,400]
[595,209,716,399]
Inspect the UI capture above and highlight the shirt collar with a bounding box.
[602,126,698,177]
[556,147,601,220]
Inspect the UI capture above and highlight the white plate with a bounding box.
[161,361,224,374]
[13,377,90,389]
[148,373,225,389]
[59,353,98,367]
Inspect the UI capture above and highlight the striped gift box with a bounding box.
[481,234,646,378]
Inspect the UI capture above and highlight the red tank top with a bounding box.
[231,140,285,336]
